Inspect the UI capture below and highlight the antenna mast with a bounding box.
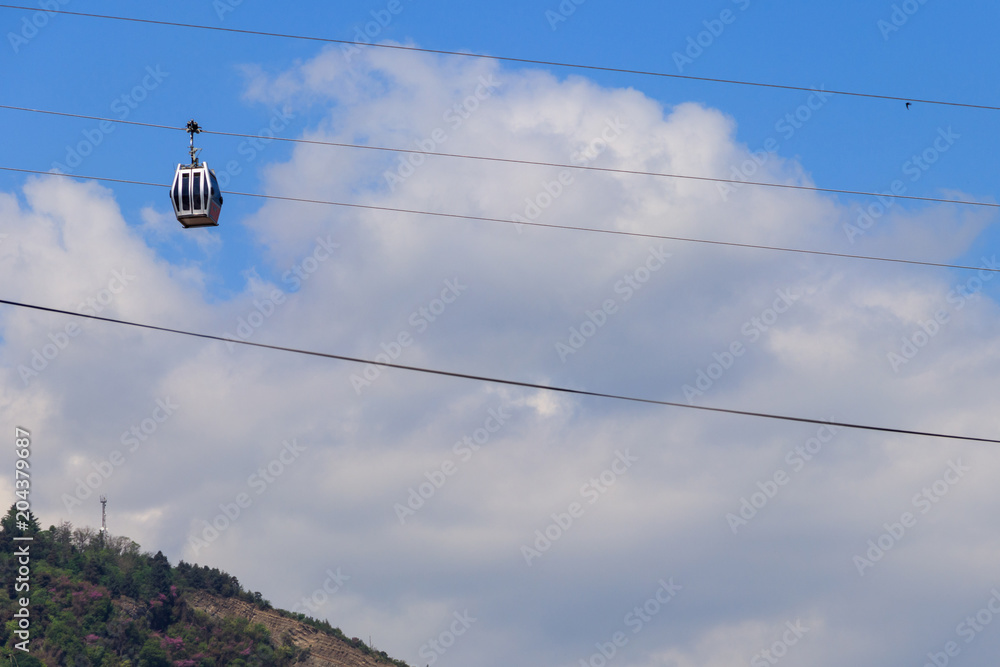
[100,496,107,546]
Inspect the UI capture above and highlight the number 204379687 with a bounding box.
[14,427,31,519]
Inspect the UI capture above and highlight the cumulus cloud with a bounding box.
[2,43,999,667]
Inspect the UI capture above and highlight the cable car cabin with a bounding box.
[171,163,223,228]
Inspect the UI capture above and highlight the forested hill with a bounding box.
[0,506,410,667]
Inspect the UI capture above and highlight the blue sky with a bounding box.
[3,1,1000,666]
[5,0,999,293]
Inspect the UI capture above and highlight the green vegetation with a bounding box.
[0,506,407,667]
